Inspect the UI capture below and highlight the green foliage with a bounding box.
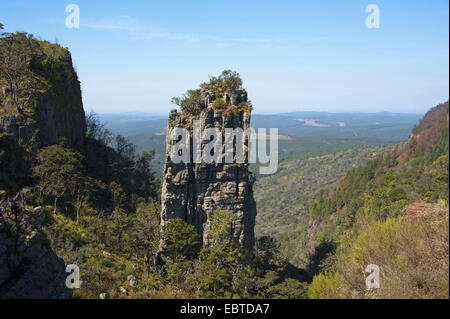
[171,70,247,116]
[427,127,449,164]
[171,89,202,115]
[165,259,193,286]
[110,207,130,251]
[184,211,247,298]
[308,137,448,233]
[164,218,201,260]
[201,70,243,93]
[267,278,309,299]
[255,144,394,267]
[83,113,160,210]
[33,140,98,218]
[45,200,165,299]
[388,186,407,202]
[317,205,449,299]
[305,239,336,279]
[0,30,82,120]
[127,202,160,271]
[18,110,163,298]
[304,103,449,299]
[161,210,308,299]
[0,190,36,256]
[212,98,227,109]
[188,244,240,298]
[207,210,235,246]
[308,271,341,299]
[0,31,43,115]
[254,236,287,272]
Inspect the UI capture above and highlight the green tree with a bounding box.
[201,70,243,93]
[111,206,130,252]
[109,181,128,210]
[188,245,238,298]
[308,271,341,299]
[255,236,287,272]
[266,278,309,299]
[212,98,227,109]
[0,32,43,114]
[187,211,243,298]
[171,89,202,115]
[33,141,95,223]
[207,210,235,246]
[0,189,35,255]
[134,149,159,199]
[164,218,201,260]
[69,173,100,224]
[85,110,112,144]
[128,202,161,272]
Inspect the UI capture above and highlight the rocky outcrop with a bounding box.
[0,45,86,149]
[0,40,84,298]
[160,89,257,251]
[0,202,72,299]
[398,101,449,163]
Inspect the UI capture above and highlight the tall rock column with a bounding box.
[160,93,257,251]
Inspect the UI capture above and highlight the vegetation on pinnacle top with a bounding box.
[199,69,243,93]
[171,70,252,116]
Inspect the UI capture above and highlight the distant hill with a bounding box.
[254,144,396,266]
[100,111,422,141]
[306,101,449,299]
[96,113,167,136]
[251,112,422,142]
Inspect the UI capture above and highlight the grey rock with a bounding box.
[0,52,86,149]
[119,287,128,295]
[351,289,364,299]
[160,88,257,252]
[99,293,109,299]
[127,275,138,287]
[32,206,46,226]
[0,206,72,299]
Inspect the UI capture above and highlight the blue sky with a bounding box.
[1,0,448,114]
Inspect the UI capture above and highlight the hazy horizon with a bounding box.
[92,108,427,116]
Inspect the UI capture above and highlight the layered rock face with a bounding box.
[0,49,86,149]
[160,90,257,250]
[0,41,85,298]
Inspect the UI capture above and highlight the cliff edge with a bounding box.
[0,33,86,149]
